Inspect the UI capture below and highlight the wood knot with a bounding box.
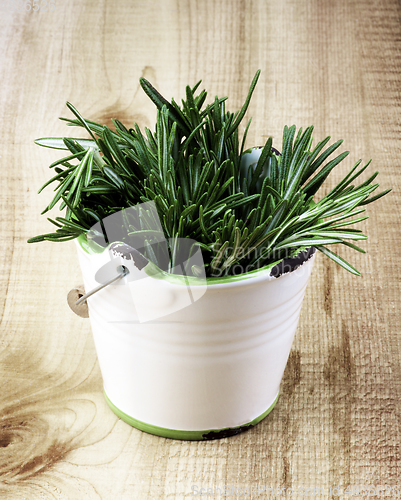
[0,414,71,483]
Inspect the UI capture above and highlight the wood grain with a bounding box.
[0,0,400,498]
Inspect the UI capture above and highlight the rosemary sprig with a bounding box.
[29,71,391,277]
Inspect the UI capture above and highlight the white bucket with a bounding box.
[75,238,316,440]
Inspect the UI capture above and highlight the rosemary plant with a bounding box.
[29,70,390,277]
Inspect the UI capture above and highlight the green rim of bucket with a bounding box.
[103,390,279,440]
[76,234,312,286]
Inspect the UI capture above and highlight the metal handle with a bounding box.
[76,265,130,305]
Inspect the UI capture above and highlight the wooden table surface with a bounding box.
[1,1,400,498]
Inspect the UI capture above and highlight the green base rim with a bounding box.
[103,390,279,440]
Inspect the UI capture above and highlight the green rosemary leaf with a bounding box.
[84,149,94,187]
[270,154,279,190]
[245,207,261,233]
[193,161,213,202]
[283,153,309,200]
[97,138,115,167]
[326,216,369,229]
[54,217,88,231]
[45,234,81,241]
[47,217,63,228]
[41,171,76,214]
[180,119,207,150]
[256,136,273,170]
[275,237,342,250]
[214,129,226,163]
[280,125,296,183]
[177,213,186,239]
[48,151,87,170]
[27,233,57,243]
[303,151,350,197]
[227,70,260,137]
[210,240,229,271]
[38,165,76,194]
[301,138,342,183]
[240,118,252,159]
[69,148,93,195]
[286,126,314,181]
[359,188,392,205]
[198,205,212,242]
[82,208,103,223]
[228,193,260,210]
[243,226,282,260]
[62,138,85,155]
[221,228,242,269]
[66,102,97,142]
[356,170,379,189]
[200,97,228,120]
[295,210,366,234]
[112,119,130,135]
[103,166,125,190]
[140,77,190,135]
[115,127,140,150]
[103,127,130,174]
[259,181,282,207]
[324,160,365,198]
[60,195,84,222]
[167,121,178,157]
[265,199,288,232]
[195,90,208,111]
[186,86,197,116]
[323,195,368,217]
[59,116,115,139]
[71,175,84,208]
[316,245,361,276]
[81,185,115,194]
[126,141,152,177]
[298,230,367,241]
[191,79,203,94]
[214,176,235,201]
[166,170,177,203]
[292,127,303,152]
[171,98,192,129]
[213,96,223,132]
[180,204,197,219]
[35,137,98,150]
[340,241,366,253]
[154,194,170,215]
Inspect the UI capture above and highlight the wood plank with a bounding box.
[0,0,400,498]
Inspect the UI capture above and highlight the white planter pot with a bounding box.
[75,238,316,440]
